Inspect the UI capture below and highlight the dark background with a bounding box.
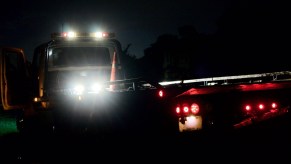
[1,0,290,81]
[0,1,290,162]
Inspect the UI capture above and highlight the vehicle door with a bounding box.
[0,47,30,110]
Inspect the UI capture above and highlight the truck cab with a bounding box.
[1,32,172,136]
[16,31,129,133]
[1,32,170,135]
[31,32,124,100]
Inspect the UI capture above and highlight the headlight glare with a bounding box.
[73,84,85,95]
[91,83,102,93]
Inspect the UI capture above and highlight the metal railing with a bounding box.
[159,71,291,87]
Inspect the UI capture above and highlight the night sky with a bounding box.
[1,0,234,60]
[0,0,289,76]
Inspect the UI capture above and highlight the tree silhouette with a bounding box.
[120,43,139,79]
[213,0,290,75]
[139,34,179,81]
[139,25,204,81]
[138,0,289,81]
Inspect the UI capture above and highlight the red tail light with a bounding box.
[271,102,277,108]
[158,90,164,98]
[175,102,200,115]
[176,106,181,114]
[270,102,279,112]
[190,103,199,114]
[183,106,189,113]
[245,105,251,112]
[258,104,265,110]
[243,101,280,114]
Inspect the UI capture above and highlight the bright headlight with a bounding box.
[71,82,104,95]
[91,83,102,93]
[73,84,85,95]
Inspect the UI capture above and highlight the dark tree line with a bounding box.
[121,0,289,82]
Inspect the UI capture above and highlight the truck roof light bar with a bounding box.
[51,32,115,40]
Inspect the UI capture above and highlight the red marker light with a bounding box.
[176,106,180,114]
[245,105,251,112]
[158,90,164,98]
[271,102,277,108]
[258,104,264,110]
[102,32,109,37]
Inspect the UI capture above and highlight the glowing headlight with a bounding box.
[67,31,76,38]
[94,32,103,38]
[91,83,102,93]
[73,84,85,95]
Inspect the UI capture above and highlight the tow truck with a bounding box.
[0,32,172,135]
[159,71,291,133]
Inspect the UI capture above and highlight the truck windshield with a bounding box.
[48,47,111,69]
